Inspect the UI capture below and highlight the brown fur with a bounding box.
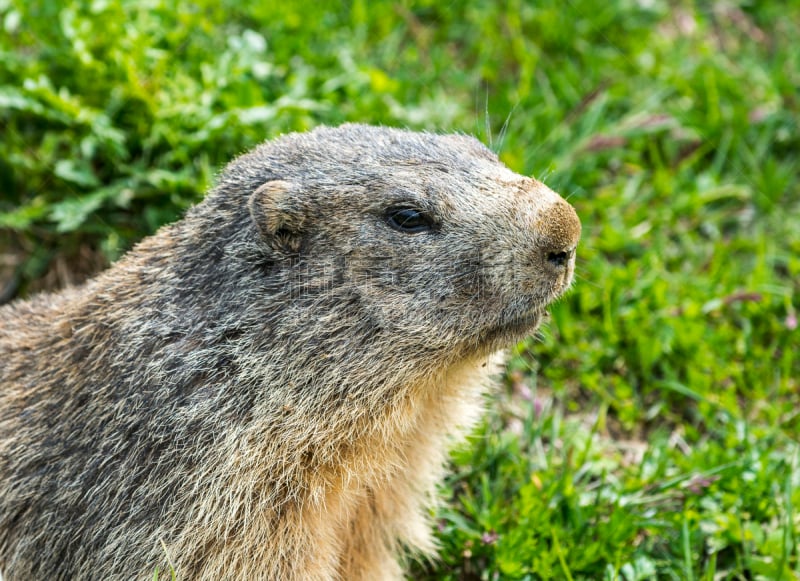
[0,124,580,579]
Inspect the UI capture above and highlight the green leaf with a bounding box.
[54,159,100,188]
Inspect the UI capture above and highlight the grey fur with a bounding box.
[0,124,580,580]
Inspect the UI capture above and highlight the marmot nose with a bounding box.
[538,198,581,268]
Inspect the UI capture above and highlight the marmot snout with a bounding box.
[530,189,581,297]
[0,124,580,580]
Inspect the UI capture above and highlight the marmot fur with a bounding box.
[0,124,580,579]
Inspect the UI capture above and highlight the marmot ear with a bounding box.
[248,180,306,253]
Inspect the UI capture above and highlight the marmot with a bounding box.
[0,124,580,580]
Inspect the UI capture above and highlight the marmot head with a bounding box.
[212,124,580,361]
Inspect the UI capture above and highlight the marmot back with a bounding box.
[0,124,580,580]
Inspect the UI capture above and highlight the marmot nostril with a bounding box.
[546,250,571,267]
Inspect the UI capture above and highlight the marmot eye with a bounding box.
[385,207,436,233]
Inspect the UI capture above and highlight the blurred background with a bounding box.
[1,1,798,578]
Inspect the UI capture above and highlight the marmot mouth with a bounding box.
[504,308,546,335]
[478,306,547,351]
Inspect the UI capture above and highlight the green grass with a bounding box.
[1,0,799,578]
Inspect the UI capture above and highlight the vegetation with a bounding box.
[1,0,798,578]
